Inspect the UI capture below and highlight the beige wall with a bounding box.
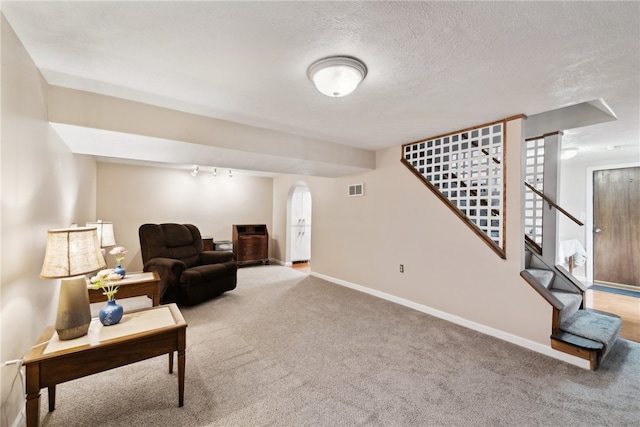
[96,163,273,272]
[274,119,553,346]
[1,15,97,424]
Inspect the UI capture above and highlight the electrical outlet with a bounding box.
[399,264,404,273]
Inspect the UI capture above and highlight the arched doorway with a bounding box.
[286,182,312,266]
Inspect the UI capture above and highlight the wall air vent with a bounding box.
[348,183,364,197]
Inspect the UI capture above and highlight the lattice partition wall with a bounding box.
[402,120,506,258]
[524,138,544,247]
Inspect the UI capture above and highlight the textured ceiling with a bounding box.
[2,1,639,175]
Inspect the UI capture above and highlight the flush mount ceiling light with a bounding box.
[561,148,579,160]
[307,56,367,97]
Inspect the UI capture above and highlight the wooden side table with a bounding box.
[88,271,161,306]
[24,304,187,427]
[202,236,214,251]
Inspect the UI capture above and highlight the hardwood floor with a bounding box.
[291,262,310,274]
[585,289,640,343]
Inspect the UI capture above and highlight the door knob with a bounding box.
[594,228,602,233]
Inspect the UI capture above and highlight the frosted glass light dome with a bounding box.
[307,56,367,98]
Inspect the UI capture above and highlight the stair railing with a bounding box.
[523,181,584,257]
[523,182,584,227]
[401,118,511,259]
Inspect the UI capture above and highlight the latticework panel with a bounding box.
[402,121,506,257]
[524,138,544,247]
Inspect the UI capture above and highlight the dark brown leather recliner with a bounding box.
[139,223,237,305]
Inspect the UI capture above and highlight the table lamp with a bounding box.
[85,220,116,248]
[86,220,116,263]
[40,227,107,340]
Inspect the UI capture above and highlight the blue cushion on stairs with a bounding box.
[560,309,622,362]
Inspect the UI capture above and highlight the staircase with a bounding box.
[401,119,623,370]
[521,244,622,370]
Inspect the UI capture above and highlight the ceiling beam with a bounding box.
[48,86,376,177]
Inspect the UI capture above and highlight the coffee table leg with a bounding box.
[178,327,186,407]
[168,351,173,373]
[48,385,56,411]
[178,348,185,407]
[25,364,41,427]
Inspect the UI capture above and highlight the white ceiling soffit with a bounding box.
[3,1,639,167]
[526,99,617,139]
[46,85,376,178]
[50,123,373,178]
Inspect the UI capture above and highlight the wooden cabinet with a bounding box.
[232,224,269,265]
[202,236,214,251]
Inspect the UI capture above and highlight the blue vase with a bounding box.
[99,300,123,326]
[114,264,126,279]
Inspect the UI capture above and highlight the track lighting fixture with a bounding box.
[189,165,233,178]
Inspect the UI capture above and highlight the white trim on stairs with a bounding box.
[311,271,591,370]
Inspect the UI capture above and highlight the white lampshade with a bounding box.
[307,56,367,98]
[86,220,116,248]
[40,227,107,278]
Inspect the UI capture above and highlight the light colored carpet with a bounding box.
[40,266,640,426]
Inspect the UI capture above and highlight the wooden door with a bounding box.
[593,167,640,287]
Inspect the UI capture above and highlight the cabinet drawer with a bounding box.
[238,247,266,258]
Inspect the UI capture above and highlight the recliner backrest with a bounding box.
[139,223,203,268]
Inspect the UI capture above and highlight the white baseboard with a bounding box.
[311,271,590,370]
[267,258,288,266]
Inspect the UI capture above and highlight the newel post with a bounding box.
[541,131,563,266]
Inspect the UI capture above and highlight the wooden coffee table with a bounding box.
[24,304,187,427]
[88,271,161,306]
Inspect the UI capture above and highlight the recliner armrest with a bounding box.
[200,250,234,264]
[143,257,187,302]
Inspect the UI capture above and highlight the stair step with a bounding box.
[525,268,554,289]
[551,290,582,321]
[551,331,603,350]
[560,309,622,363]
